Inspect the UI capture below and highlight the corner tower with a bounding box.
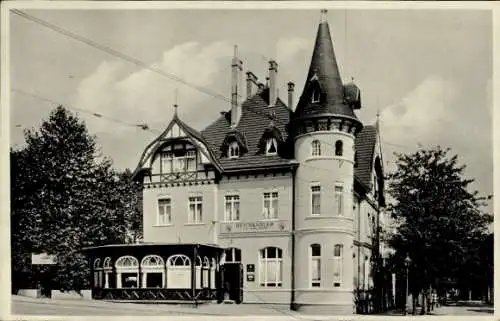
[292,10,363,314]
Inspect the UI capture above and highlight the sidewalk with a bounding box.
[12,295,301,316]
[377,303,494,316]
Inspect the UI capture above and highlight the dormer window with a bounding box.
[311,90,320,103]
[266,138,278,155]
[228,142,240,158]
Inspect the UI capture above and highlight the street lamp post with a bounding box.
[404,255,412,315]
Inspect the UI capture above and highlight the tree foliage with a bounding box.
[11,106,142,293]
[387,146,492,312]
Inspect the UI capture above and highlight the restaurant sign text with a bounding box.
[221,220,290,234]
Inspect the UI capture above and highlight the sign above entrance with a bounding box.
[31,253,56,265]
[220,220,290,234]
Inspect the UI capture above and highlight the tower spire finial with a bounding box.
[173,88,179,115]
[320,9,328,23]
[375,97,380,131]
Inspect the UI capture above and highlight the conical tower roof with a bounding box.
[295,10,359,121]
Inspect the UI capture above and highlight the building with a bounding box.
[131,10,388,314]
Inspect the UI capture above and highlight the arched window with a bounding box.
[333,245,343,287]
[93,259,101,288]
[228,142,239,158]
[202,257,210,288]
[103,257,112,289]
[166,254,191,289]
[266,138,278,155]
[259,247,283,287]
[167,254,191,267]
[311,90,320,103]
[103,257,112,269]
[335,140,343,156]
[311,140,321,156]
[310,244,321,288]
[115,256,139,289]
[141,255,165,288]
[224,247,241,263]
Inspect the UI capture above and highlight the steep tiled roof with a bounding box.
[295,19,359,121]
[201,89,296,172]
[354,125,377,189]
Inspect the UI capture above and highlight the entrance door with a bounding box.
[222,263,243,304]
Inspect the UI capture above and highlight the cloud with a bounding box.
[71,41,236,169]
[380,75,458,147]
[73,41,234,135]
[379,75,492,212]
[276,37,310,64]
[275,37,310,95]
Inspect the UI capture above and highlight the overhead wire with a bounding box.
[12,85,411,166]
[11,9,235,106]
[11,88,162,135]
[11,9,409,168]
[12,9,407,152]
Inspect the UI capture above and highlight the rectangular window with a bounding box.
[188,196,203,223]
[335,185,343,216]
[311,244,321,287]
[224,195,240,221]
[311,184,321,215]
[186,150,197,171]
[333,244,343,287]
[263,192,279,220]
[259,247,283,287]
[162,149,199,173]
[157,198,171,225]
[161,152,173,174]
[173,156,185,172]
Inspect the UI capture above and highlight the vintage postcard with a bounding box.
[1,1,496,320]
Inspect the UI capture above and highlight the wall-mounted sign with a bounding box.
[247,264,255,273]
[247,274,255,282]
[221,220,289,234]
[31,253,56,265]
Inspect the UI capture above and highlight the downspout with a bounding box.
[357,197,361,292]
[375,200,381,312]
[290,166,297,310]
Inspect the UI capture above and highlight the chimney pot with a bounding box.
[231,45,243,127]
[246,71,258,99]
[287,81,295,110]
[268,60,278,106]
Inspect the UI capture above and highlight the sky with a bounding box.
[9,8,493,212]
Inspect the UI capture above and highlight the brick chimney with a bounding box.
[268,60,278,106]
[231,45,243,128]
[246,71,258,99]
[287,81,295,110]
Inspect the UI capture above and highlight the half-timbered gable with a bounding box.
[134,113,221,187]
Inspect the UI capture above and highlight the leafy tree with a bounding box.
[11,106,143,293]
[117,169,143,244]
[387,146,492,314]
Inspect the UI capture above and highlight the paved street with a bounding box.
[381,302,494,316]
[11,295,301,316]
[11,295,493,317]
